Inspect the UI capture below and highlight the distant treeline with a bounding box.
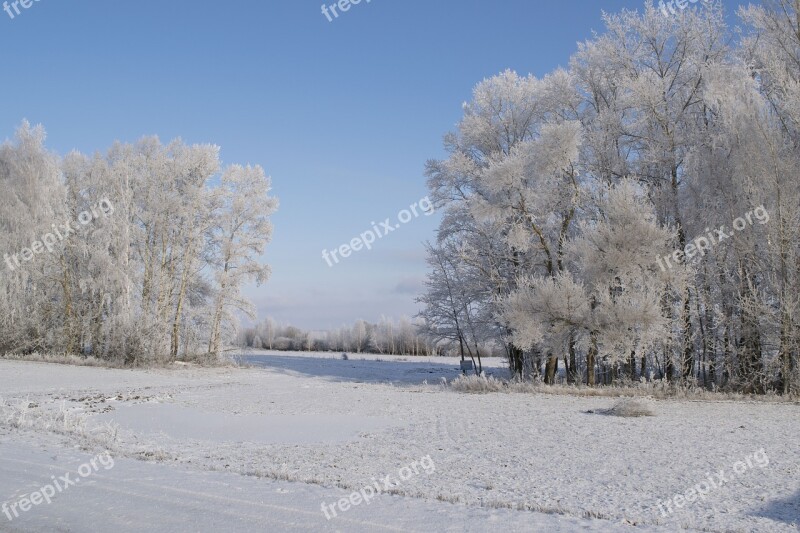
[238,316,503,358]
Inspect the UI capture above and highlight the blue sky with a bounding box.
[0,0,746,329]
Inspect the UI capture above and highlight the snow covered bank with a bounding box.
[0,357,797,532]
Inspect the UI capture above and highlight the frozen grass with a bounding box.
[0,396,180,463]
[0,396,119,450]
[0,351,241,369]
[446,374,508,393]
[446,374,799,402]
[0,352,125,368]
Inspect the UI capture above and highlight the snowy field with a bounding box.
[0,352,798,532]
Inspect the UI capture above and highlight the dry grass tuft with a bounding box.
[591,398,655,417]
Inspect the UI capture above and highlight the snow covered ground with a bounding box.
[0,352,798,532]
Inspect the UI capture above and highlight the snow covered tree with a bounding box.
[423,1,799,393]
[207,164,278,359]
[501,181,679,385]
[0,122,278,365]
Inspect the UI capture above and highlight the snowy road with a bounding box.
[0,442,650,533]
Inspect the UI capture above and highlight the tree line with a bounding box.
[417,1,800,393]
[0,124,277,364]
[238,316,503,357]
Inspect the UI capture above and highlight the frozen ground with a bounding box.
[0,351,798,532]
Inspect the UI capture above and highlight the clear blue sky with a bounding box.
[0,0,747,330]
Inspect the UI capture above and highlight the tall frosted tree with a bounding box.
[0,122,64,353]
[207,165,278,359]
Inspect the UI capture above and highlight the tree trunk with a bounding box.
[586,333,597,386]
[681,287,694,380]
[473,342,483,374]
[567,334,578,384]
[509,344,524,378]
[544,354,558,384]
[629,350,637,381]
